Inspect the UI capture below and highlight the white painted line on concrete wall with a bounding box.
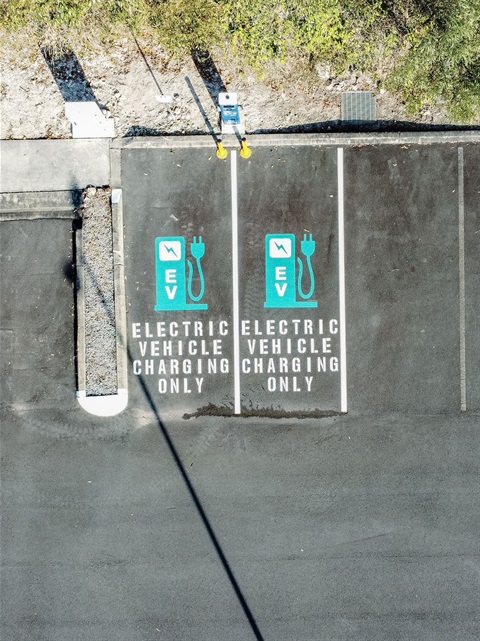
[337,147,348,413]
[231,151,241,414]
[458,147,467,411]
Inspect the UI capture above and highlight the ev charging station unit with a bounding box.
[218,92,245,136]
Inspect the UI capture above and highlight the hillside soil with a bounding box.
[0,35,452,141]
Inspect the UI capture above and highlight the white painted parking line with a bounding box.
[458,147,467,411]
[337,147,348,413]
[231,151,241,414]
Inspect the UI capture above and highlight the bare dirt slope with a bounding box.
[0,36,449,141]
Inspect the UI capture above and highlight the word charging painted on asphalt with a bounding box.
[240,318,339,394]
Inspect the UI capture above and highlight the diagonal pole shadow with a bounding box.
[71,197,265,640]
[41,47,97,103]
[185,75,220,143]
[191,49,227,107]
[133,35,171,101]
[128,345,266,641]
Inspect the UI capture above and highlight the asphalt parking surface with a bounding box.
[1,138,479,641]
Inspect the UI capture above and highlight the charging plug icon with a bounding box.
[298,234,316,300]
[188,236,205,302]
[264,233,318,309]
[155,236,208,311]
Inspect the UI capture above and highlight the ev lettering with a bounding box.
[165,269,178,299]
[275,266,288,296]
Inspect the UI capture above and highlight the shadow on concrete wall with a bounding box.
[123,119,480,137]
[252,120,480,134]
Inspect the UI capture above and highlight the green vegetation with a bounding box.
[385,0,480,121]
[1,0,480,121]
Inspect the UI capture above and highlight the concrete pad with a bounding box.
[0,190,82,221]
[65,102,115,139]
[0,139,110,193]
[0,190,81,212]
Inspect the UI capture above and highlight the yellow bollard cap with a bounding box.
[216,141,228,159]
[240,138,252,159]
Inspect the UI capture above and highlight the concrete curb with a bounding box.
[111,143,129,404]
[112,130,480,150]
[75,215,128,417]
[0,210,79,221]
[0,190,81,220]
[75,224,87,394]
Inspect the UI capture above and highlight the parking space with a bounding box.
[464,144,480,410]
[122,147,233,415]
[345,144,463,412]
[236,146,344,413]
[0,218,77,411]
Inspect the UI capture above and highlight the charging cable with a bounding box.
[187,236,206,302]
[297,234,315,300]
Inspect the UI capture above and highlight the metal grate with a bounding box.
[341,91,376,121]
